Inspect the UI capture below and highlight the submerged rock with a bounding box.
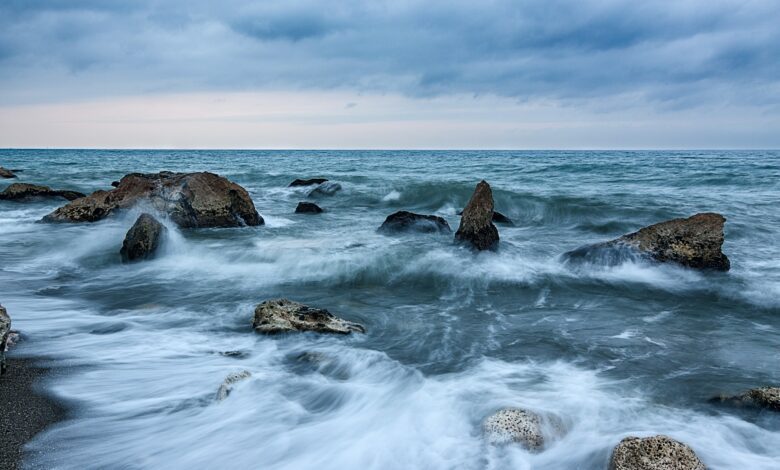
[609,435,706,470]
[295,202,324,214]
[0,183,85,201]
[120,213,167,262]
[252,299,365,335]
[483,408,545,450]
[216,370,252,401]
[455,180,499,250]
[458,209,514,226]
[378,211,451,234]
[290,178,328,187]
[308,181,342,197]
[0,167,16,178]
[42,171,263,228]
[711,387,780,411]
[1,304,10,375]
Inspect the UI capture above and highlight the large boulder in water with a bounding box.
[711,386,780,411]
[295,202,324,214]
[0,167,16,178]
[42,171,263,228]
[252,299,365,335]
[290,178,328,187]
[483,408,545,450]
[120,213,167,262]
[378,211,451,234]
[609,435,706,470]
[1,304,10,375]
[0,183,85,201]
[455,180,499,250]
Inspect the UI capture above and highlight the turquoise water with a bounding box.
[1,150,779,469]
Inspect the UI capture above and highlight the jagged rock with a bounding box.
[483,408,546,450]
[0,183,85,201]
[455,180,499,250]
[711,387,780,411]
[458,209,514,226]
[42,171,263,228]
[216,370,252,401]
[378,211,451,234]
[252,299,365,335]
[0,167,16,178]
[308,181,342,197]
[295,202,324,214]
[290,178,328,187]
[1,304,10,375]
[609,435,706,470]
[120,213,166,262]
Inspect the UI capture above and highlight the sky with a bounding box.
[1,0,779,149]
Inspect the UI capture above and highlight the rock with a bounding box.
[295,202,324,214]
[111,181,120,187]
[252,299,365,335]
[42,171,263,228]
[1,304,10,375]
[308,181,342,197]
[0,167,16,178]
[120,213,167,262]
[609,435,706,470]
[455,180,499,250]
[0,183,85,201]
[290,178,328,187]
[216,370,252,401]
[711,387,780,411]
[458,209,514,226]
[483,408,545,450]
[378,211,451,234]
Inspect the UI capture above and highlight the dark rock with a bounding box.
[111,181,120,187]
[216,370,251,401]
[252,299,365,335]
[295,202,324,214]
[120,213,167,262]
[378,211,451,234]
[455,180,499,250]
[0,183,85,201]
[711,387,780,411]
[0,167,16,178]
[290,178,328,187]
[458,209,514,226]
[609,435,706,470]
[1,305,10,375]
[42,171,263,228]
[308,181,342,197]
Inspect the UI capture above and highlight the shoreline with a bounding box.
[0,357,67,470]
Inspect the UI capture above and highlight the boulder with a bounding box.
[711,386,780,411]
[216,370,252,401]
[483,408,545,450]
[42,171,263,228]
[0,183,85,201]
[295,202,324,214]
[120,213,167,262]
[609,435,706,470]
[252,299,365,335]
[0,167,16,178]
[1,304,10,375]
[378,211,451,234]
[308,181,342,197]
[458,209,514,226]
[290,178,328,187]
[455,180,499,250]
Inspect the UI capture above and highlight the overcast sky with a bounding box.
[1,0,779,149]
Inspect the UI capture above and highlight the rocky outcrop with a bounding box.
[0,167,16,178]
[120,213,167,262]
[711,387,780,411]
[253,299,365,335]
[0,183,85,201]
[378,211,451,234]
[216,370,252,401]
[1,304,10,375]
[458,209,514,226]
[295,202,324,214]
[609,435,706,470]
[290,178,328,187]
[308,181,342,197]
[483,408,546,450]
[455,180,499,250]
[42,171,263,228]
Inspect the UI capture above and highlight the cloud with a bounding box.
[0,0,779,112]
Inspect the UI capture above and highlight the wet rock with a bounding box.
[378,211,451,234]
[483,408,545,450]
[111,181,120,187]
[295,202,324,214]
[609,435,706,470]
[0,183,85,201]
[455,180,499,250]
[252,299,365,335]
[120,213,166,262]
[458,209,514,226]
[1,304,10,375]
[290,178,328,187]
[308,181,342,197]
[43,171,263,228]
[216,370,252,401]
[0,167,16,178]
[711,387,780,411]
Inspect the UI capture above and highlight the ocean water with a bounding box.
[1,149,778,469]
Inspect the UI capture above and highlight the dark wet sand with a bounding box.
[0,358,65,470]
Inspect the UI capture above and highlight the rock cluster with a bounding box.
[0,304,10,375]
[290,178,328,187]
[455,180,499,250]
[120,213,167,262]
[378,211,451,234]
[0,183,85,201]
[43,171,263,228]
[295,202,324,214]
[252,299,365,335]
[216,370,252,401]
[712,386,780,411]
[609,435,706,470]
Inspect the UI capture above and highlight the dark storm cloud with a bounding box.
[1,0,779,108]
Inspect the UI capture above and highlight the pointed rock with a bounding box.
[378,211,451,234]
[295,202,324,214]
[253,299,365,335]
[0,183,85,201]
[455,180,499,250]
[609,435,706,470]
[120,214,167,262]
